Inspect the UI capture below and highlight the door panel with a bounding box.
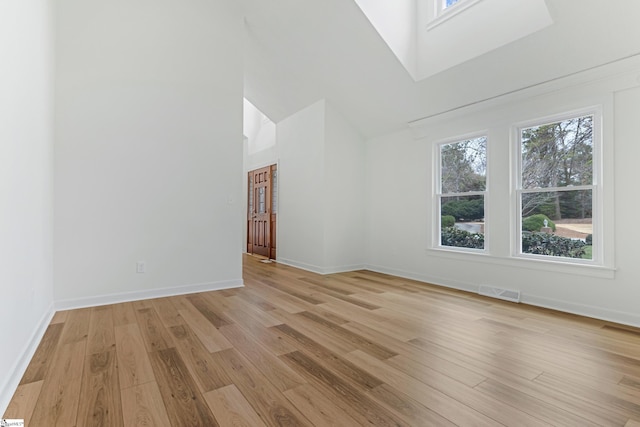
[247,165,276,258]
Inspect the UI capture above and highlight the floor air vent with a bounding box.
[478,285,521,303]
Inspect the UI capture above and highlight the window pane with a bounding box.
[258,187,266,213]
[440,195,484,249]
[521,190,592,259]
[271,169,278,214]
[441,137,486,194]
[521,115,593,190]
[445,0,461,8]
[248,177,254,214]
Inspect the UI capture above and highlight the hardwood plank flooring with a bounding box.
[114,323,156,389]
[18,323,63,385]
[168,323,234,393]
[77,350,123,427]
[120,381,171,427]
[3,381,43,426]
[204,384,267,427]
[86,306,116,355]
[5,253,640,426]
[28,341,86,426]
[149,348,218,427]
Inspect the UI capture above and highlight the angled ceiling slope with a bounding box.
[354,0,553,81]
[241,0,640,139]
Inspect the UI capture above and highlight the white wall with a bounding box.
[353,0,417,78]
[54,0,244,306]
[273,100,366,273]
[324,104,367,271]
[0,0,55,413]
[611,84,640,324]
[366,63,640,327]
[366,128,427,272]
[277,101,326,270]
[244,98,276,156]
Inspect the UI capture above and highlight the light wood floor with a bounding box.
[5,254,640,426]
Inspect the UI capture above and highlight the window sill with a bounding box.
[426,248,616,279]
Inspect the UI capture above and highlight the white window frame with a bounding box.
[439,0,459,12]
[434,133,488,253]
[430,0,483,26]
[513,107,602,265]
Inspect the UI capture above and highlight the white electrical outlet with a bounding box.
[136,261,146,273]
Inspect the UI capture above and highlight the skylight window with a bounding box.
[445,0,461,9]
[435,0,479,19]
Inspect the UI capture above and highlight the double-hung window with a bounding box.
[436,136,487,251]
[516,112,598,262]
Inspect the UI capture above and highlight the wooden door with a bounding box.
[247,165,277,259]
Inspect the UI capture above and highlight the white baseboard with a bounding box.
[365,263,640,328]
[276,258,365,275]
[322,264,367,275]
[0,302,55,416]
[55,279,244,311]
[364,264,479,294]
[275,258,325,275]
[523,294,640,328]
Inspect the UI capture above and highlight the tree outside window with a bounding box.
[518,114,595,260]
[437,136,487,250]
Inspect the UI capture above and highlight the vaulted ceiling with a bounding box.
[240,0,640,138]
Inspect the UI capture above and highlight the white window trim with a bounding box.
[512,107,603,266]
[428,0,484,31]
[434,132,489,253]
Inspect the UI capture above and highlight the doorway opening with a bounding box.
[247,164,277,259]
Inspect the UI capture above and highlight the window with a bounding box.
[434,0,478,18]
[435,0,461,16]
[437,136,487,250]
[444,0,461,9]
[516,113,597,262]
